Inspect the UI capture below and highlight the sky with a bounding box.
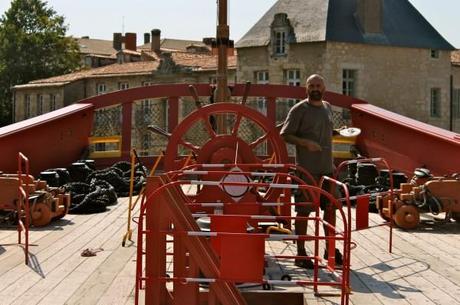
[0,0,459,48]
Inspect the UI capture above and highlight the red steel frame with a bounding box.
[334,157,395,253]
[17,152,30,265]
[135,166,353,305]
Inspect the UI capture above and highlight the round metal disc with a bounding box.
[339,127,361,137]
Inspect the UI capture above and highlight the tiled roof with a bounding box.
[237,0,455,50]
[118,49,142,56]
[138,38,208,52]
[452,50,460,65]
[14,51,237,89]
[77,37,116,56]
[14,62,160,88]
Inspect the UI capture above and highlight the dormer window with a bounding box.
[271,13,293,57]
[274,31,287,55]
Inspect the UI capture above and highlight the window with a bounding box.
[118,82,129,90]
[430,88,441,117]
[96,83,106,95]
[142,81,154,87]
[342,69,356,97]
[49,94,56,111]
[254,71,269,114]
[37,95,43,115]
[453,89,460,119]
[255,71,269,85]
[430,49,440,59]
[24,95,31,119]
[274,31,286,55]
[209,77,217,85]
[285,70,300,87]
[285,69,300,107]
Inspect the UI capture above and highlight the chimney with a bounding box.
[125,32,137,51]
[144,32,150,44]
[151,29,161,52]
[113,32,122,51]
[356,0,383,34]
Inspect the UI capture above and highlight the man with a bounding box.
[280,74,342,269]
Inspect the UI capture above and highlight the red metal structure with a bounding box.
[0,104,94,176]
[17,152,30,265]
[136,168,353,305]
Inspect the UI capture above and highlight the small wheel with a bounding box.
[31,202,52,227]
[451,212,460,222]
[281,274,292,281]
[393,205,420,230]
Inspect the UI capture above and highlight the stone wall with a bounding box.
[237,42,454,130]
[324,42,452,129]
[14,86,65,122]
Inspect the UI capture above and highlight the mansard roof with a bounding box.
[236,0,454,50]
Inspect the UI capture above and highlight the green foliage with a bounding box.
[0,0,80,126]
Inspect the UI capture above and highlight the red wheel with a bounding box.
[164,102,289,202]
[164,103,288,170]
[393,205,420,230]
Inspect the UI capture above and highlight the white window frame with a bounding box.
[96,83,107,95]
[49,94,56,111]
[274,31,287,55]
[285,69,300,107]
[342,69,357,97]
[254,71,269,114]
[430,88,441,118]
[119,82,129,90]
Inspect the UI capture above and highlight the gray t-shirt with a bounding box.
[280,99,333,176]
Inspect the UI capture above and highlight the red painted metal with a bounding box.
[17,152,30,265]
[351,104,460,175]
[137,171,352,305]
[163,102,289,170]
[0,104,94,175]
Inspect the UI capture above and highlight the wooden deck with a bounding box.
[1,197,460,305]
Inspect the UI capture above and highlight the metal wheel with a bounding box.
[164,103,288,170]
[163,102,289,202]
[393,204,420,230]
[31,201,52,227]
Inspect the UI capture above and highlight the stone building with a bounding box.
[12,30,236,155]
[236,0,459,131]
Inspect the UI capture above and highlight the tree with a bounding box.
[0,0,80,126]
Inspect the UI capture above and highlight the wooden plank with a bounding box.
[0,199,130,304]
[36,217,136,305]
[63,206,140,305]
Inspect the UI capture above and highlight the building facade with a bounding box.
[236,0,458,131]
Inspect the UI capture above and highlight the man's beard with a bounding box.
[309,90,323,101]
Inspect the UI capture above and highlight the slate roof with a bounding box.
[138,38,209,52]
[236,0,454,50]
[77,37,116,56]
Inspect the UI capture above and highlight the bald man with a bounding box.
[280,74,342,269]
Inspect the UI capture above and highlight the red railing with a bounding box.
[17,152,30,265]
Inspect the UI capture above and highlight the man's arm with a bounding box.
[281,134,322,152]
